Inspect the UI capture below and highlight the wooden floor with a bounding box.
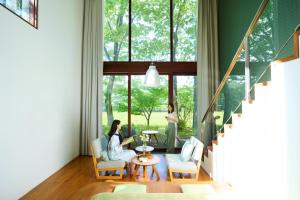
[21,154,211,200]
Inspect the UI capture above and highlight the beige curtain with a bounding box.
[80,0,103,155]
[197,0,219,140]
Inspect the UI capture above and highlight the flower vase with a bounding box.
[142,142,147,156]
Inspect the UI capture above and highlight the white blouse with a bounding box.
[108,134,122,160]
[107,132,136,162]
[167,112,178,124]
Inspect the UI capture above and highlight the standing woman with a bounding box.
[107,120,136,174]
[165,103,178,153]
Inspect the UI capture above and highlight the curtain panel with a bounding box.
[80,0,103,155]
[197,0,220,142]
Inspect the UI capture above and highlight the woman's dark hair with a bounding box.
[108,120,121,140]
[168,103,175,113]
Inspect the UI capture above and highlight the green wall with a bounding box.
[218,0,262,79]
[218,0,300,80]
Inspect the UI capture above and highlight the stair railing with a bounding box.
[200,0,300,148]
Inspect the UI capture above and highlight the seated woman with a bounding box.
[107,120,136,175]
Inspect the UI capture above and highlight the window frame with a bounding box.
[103,0,197,141]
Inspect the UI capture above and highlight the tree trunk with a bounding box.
[172,0,186,119]
[104,11,124,127]
[106,76,115,127]
[193,77,197,130]
[147,118,150,128]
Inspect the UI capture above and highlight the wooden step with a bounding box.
[224,124,232,129]
[212,139,218,145]
[255,81,271,87]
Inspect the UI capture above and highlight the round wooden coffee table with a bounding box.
[132,155,160,181]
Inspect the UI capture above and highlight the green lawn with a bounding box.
[102,112,169,127]
[102,111,223,128]
[213,111,224,127]
[102,112,195,137]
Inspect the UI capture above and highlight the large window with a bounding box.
[103,0,197,62]
[103,0,198,147]
[0,0,38,28]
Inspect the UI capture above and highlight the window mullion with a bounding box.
[170,0,174,62]
[129,0,132,62]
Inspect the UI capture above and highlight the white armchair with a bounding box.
[90,138,126,180]
[166,136,204,182]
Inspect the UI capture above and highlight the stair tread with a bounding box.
[255,81,271,87]
[224,124,232,129]
[242,99,255,104]
[232,113,242,117]
[212,140,218,145]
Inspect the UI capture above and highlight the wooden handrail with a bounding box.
[202,12,300,123]
[201,0,270,123]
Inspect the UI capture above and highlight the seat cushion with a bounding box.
[165,154,182,163]
[181,184,214,194]
[180,140,194,161]
[168,161,197,172]
[114,184,147,193]
[96,160,125,169]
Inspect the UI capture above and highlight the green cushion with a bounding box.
[92,193,209,200]
[114,184,147,193]
[180,184,214,194]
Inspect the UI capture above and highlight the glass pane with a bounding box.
[248,0,275,86]
[272,0,300,58]
[102,76,128,137]
[201,50,245,147]
[249,0,300,87]
[131,75,168,147]
[132,0,170,61]
[173,0,197,61]
[104,0,129,61]
[173,76,197,139]
[275,36,294,60]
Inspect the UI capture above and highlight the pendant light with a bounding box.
[144,62,160,87]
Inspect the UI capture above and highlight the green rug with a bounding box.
[114,184,147,193]
[180,184,215,194]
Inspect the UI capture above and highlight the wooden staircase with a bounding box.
[201,30,300,199]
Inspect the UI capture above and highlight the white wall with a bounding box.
[0,0,83,199]
[271,35,300,200]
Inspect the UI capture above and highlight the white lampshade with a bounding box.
[144,63,160,87]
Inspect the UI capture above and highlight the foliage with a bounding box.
[103,0,197,131]
[117,77,168,127]
[248,0,275,62]
[176,85,194,130]
[104,0,128,61]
